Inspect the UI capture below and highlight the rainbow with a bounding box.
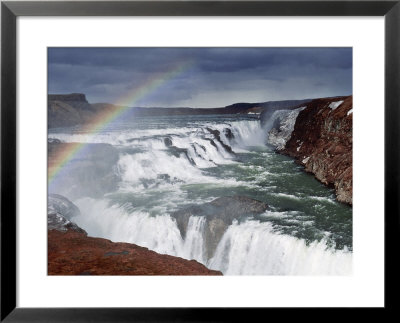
[48,60,193,184]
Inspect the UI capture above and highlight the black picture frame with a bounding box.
[1,1,399,321]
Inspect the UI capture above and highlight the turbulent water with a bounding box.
[48,113,352,275]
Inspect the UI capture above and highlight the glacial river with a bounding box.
[48,113,352,275]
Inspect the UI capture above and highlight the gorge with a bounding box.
[48,94,353,275]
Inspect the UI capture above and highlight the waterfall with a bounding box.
[208,220,351,275]
[72,199,352,275]
[50,113,352,276]
[261,107,306,150]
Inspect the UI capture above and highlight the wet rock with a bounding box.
[206,128,234,154]
[47,194,86,234]
[48,212,87,235]
[223,128,235,140]
[192,144,203,159]
[164,137,173,147]
[48,194,81,220]
[205,138,218,150]
[168,146,196,165]
[171,196,268,259]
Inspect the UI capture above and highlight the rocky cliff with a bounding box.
[48,93,97,128]
[48,194,222,275]
[276,96,353,205]
[49,93,88,102]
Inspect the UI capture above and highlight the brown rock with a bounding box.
[281,96,353,205]
[48,230,222,276]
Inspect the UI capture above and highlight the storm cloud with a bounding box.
[48,47,352,108]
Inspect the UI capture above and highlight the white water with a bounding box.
[51,119,268,191]
[74,198,207,264]
[49,119,266,148]
[73,198,352,275]
[50,114,352,275]
[267,107,306,150]
[209,221,351,275]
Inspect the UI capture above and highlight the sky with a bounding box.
[48,47,352,109]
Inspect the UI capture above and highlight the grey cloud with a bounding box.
[48,47,352,108]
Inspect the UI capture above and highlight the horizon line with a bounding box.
[47,93,353,110]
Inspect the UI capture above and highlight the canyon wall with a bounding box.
[268,96,353,205]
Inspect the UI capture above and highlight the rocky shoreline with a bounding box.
[266,96,353,205]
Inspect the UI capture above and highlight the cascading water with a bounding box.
[208,220,351,275]
[49,113,352,275]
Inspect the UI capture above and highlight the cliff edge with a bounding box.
[48,194,222,275]
[280,96,353,205]
[48,229,222,275]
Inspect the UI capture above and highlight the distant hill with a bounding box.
[48,93,97,128]
[48,93,311,128]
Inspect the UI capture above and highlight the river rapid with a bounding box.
[48,113,352,275]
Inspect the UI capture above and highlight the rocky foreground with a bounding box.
[266,96,353,205]
[48,195,222,275]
